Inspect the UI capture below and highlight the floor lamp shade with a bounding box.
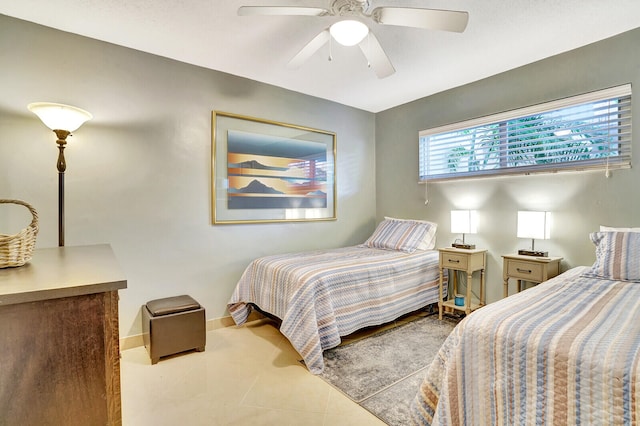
[27,102,92,132]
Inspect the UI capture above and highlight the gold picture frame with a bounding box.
[211,111,337,224]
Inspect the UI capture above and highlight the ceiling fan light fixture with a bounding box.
[329,20,368,46]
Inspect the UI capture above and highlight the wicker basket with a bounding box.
[0,199,39,268]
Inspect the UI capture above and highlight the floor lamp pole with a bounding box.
[55,130,69,247]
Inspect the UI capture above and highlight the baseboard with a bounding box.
[120,334,145,351]
[120,310,266,350]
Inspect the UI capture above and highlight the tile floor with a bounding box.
[121,318,387,425]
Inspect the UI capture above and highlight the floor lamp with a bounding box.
[28,102,92,247]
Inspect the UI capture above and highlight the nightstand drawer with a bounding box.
[441,253,468,270]
[507,261,544,282]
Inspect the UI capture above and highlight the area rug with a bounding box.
[320,314,458,425]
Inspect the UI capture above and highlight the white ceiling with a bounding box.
[3,0,640,113]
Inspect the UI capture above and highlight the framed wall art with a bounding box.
[211,111,337,224]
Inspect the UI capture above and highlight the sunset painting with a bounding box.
[227,130,328,209]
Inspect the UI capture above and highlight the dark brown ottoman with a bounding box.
[141,295,206,364]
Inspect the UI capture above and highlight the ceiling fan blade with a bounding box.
[372,7,469,33]
[287,29,331,69]
[238,6,329,16]
[358,32,395,79]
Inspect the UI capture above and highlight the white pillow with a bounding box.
[384,217,438,250]
[600,225,640,232]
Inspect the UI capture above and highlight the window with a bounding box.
[419,85,632,181]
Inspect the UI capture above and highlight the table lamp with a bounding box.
[517,211,550,256]
[451,210,477,249]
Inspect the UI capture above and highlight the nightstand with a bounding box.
[502,254,562,297]
[438,247,487,319]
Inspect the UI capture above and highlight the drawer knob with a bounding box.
[517,268,532,274]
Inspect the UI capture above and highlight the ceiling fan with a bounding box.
[238,0,469,78]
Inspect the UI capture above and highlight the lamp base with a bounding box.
[452,243,475,250]
[518,249,548,257]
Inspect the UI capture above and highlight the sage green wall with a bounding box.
[3,13,639,338]
[0,15,376,338]
[376,28,640,304]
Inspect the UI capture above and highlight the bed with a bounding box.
[228,217,443,374]
[411,230,640,425]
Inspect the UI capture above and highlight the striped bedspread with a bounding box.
[411,266,640,425]
[228,246,441,374]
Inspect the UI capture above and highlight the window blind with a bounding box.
[419,84,632,182]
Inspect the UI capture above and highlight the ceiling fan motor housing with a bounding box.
[331,0,371,17]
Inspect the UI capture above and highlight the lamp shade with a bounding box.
[451,210,478,234]
[28,102,92,132]
[517,211,551,240]
[330,20,369,46]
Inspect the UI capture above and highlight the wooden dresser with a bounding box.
[0,244,127,426]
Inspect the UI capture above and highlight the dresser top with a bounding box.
[0,244,127,306]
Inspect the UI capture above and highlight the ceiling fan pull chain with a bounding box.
[367,32,371,68]
[328,35,333,61]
